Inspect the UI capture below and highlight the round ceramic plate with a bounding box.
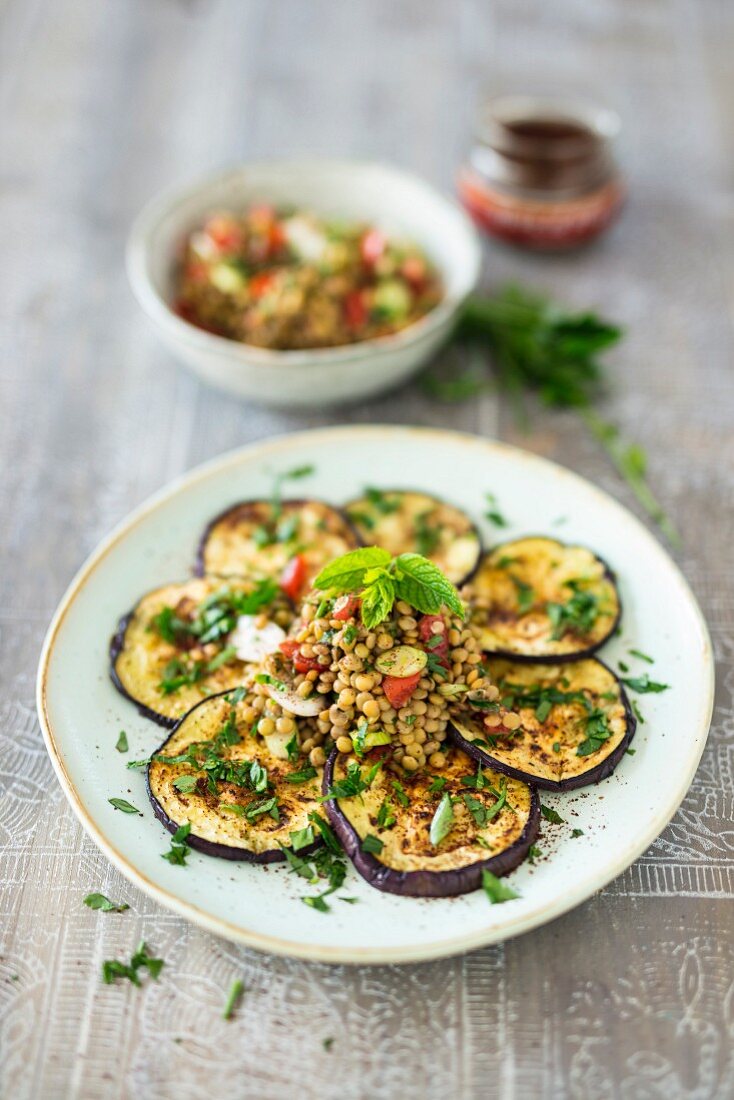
[37,427,714,964]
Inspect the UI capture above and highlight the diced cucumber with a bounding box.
[375,645,427,678]
[210,261,247,294]
[372,279,412,320]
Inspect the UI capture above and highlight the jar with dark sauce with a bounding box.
[458,96,624,249]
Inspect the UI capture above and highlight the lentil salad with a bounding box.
[174,205,443,349]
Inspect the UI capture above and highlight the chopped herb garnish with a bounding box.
[546,581,603,640]
[626,748,636,756]
[161,822,191,865]
[361,834,384,855]
[481,869,519,904]
[222,978,245,1020]
[463,793,488,827]
[172,774,198,794]
[115,730,128,753]
[576,708,612,757]
[631,699,645,725]
[618,660,629,673]
[102,941,164,986]
[285,764,318,784]
[511,576,535,615]
[323,1037,335,1052]
[245,796,280,822]
[571,828,584,838]
[290,825,315,852]
[376,799,396,829]
[552,741,561,753]
[391,780,410,807]
[314,548,463,630]
[84,893,129,913]
[629,648,654,664]
[540,804,565,825]
[484,492,508,528]
[321,760,381,801]
[620,674,669,694]
[108,797,142,815]
[527,845,542,864]
[427,775,449,795]
[429,792,454,847]
[364,487,400,515]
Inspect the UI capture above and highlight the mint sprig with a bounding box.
[314,548,464,629]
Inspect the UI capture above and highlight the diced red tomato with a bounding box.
[278,637,321,674]
[205,215,243,253]
[344,290,368,328]
[249,271,277,299]
[383,672,421,709]
[184,260,209,284]
[419,614,449,663]
[360,228,387,266]
[400,256,427,289]
[333,594,360,621]
[280,553,308,601]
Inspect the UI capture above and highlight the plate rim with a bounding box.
[36,425,715,965]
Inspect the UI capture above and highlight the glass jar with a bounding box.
[458,95,625,250]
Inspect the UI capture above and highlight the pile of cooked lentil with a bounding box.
[253,592,520,773]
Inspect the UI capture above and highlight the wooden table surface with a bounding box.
[2,1,733,1097]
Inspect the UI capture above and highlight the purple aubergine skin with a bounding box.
[145,696,323,863]
[322,751,540,897]
[109,610,178,729]
[194,497,363,578]
[449,660,637,792]
[343,487,484,587]
[479,538,622,664]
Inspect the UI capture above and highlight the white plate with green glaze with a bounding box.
[37,426,714,964]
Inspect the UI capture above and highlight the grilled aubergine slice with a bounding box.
[196,499,360,586]
[345,489,482,585]
[323,746,539,897]
[110,576,289,727]
[471,536,620,661]
[147,692,323,862]
[450,658,635,791]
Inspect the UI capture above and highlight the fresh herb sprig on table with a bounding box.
[422,285,680,547]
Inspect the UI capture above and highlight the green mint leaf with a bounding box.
[223,978,245,1020]
[482,869,519,904]
[172,775,198,793]
[620,674,669,694]
[115,730,128,753]
[393,553,464,618]
[108,798,142,815]
[360,573,396,629]
[313,547,391,593]
[540,804,565,824]
[361,834,384,855]
[429,792,454,847]
[84,893,129,913]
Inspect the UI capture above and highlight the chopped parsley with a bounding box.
[321,761,381,801]
[391,779,410,807]
[546,581,603,640]
[414,511,441,556]
[361,834,384,855]
[620,674,669,694]
[484,492,508,528]
[161,822,191,865]
[84,893,129,913]
[222,979,245,1020]
[108,797,142,816]
[481,869,519,904]
[101,941,164,986]
[429,792,454,847]
[540,804,565,825]
[376,799,396,829]
[576,708,612,757]
[511,576,535,615]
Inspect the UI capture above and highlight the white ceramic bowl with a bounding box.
[126,161,481,407]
